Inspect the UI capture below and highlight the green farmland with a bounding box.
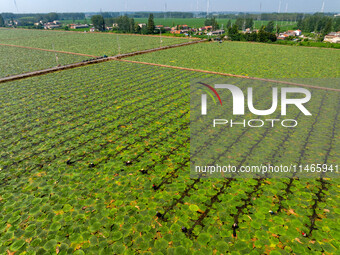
[0,28,339,255]
[0,45,87,78]
[128,41,340,87]
[0,28,190,56]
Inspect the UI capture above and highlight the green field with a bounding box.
[0,45,87,78]
[0,28,191,56]
[0,59,339,254]
[128,41,340,85]
[1,26,340,255]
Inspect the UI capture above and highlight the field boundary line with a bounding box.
[0,39,207,83]
[0,43,98,58]
[116,59,340,92]
[113,39,207,58]
[0,58,111,83]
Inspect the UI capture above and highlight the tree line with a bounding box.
[91,14,157,34]
[226,24,277,42]
[209,12,336,21]
[0,12,86,26]
[297,14,340,35]
[1,12,85,21]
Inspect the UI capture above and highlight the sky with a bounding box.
[0,0,339,13]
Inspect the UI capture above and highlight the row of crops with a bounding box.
[0,60,339,254]
[0,28,191,57]
[127,41,340,84]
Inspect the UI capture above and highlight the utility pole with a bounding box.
[117,34,121,55]
[160,28,162,48]
[52,44,59,66]
[207,0,210,18]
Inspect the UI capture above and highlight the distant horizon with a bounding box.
[1,11,339,15]
[0,0,339,14]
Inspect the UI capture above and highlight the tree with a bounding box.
[245,18,253,29]
[46,12,58,22]
[235,18,244,30]
[257,28,277,42]
[227,24,240,41]
[226,20,232,29]
[322,19,332,37]
[0,14,5,27]
[91,15,105,31]
[204,17,219,30]
[334,17,340,32]
[257,29,267,42]
[115,15,135,33]
[147,14,155,34]
[265,21,275,33]
[116,15,130,32]
[134,23,141,33]
[130,18,135,33]
[211,17,219,30]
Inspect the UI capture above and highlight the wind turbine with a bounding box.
[164,3,167,19]
[321,1,325,13]
[207,0,210,17]
[13,0,19,12]
[259,2,263,28]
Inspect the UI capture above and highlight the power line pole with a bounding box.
[117,34,121,55]
[52,44,59,66]
[207,0,210,18]
[160,28,162,48]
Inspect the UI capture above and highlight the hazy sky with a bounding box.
[0,0,339,13]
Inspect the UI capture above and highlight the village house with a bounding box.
[277,33,290,40]
[170,25,191,35]
[277,29,302,40]
[44,21,61,29]
[34,20,43,26]
[199,25,213,32]
[324,32,340,43]
[69,24,89,29]
[207,29,225,36]
[138,23,146,28]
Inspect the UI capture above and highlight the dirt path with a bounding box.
[117,59,340,92]
[0,43,98,57]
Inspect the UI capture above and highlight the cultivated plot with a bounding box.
[0,60,339,254]
[0,45,87,78]
[127,41,340,87]
[0,28,191,56]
